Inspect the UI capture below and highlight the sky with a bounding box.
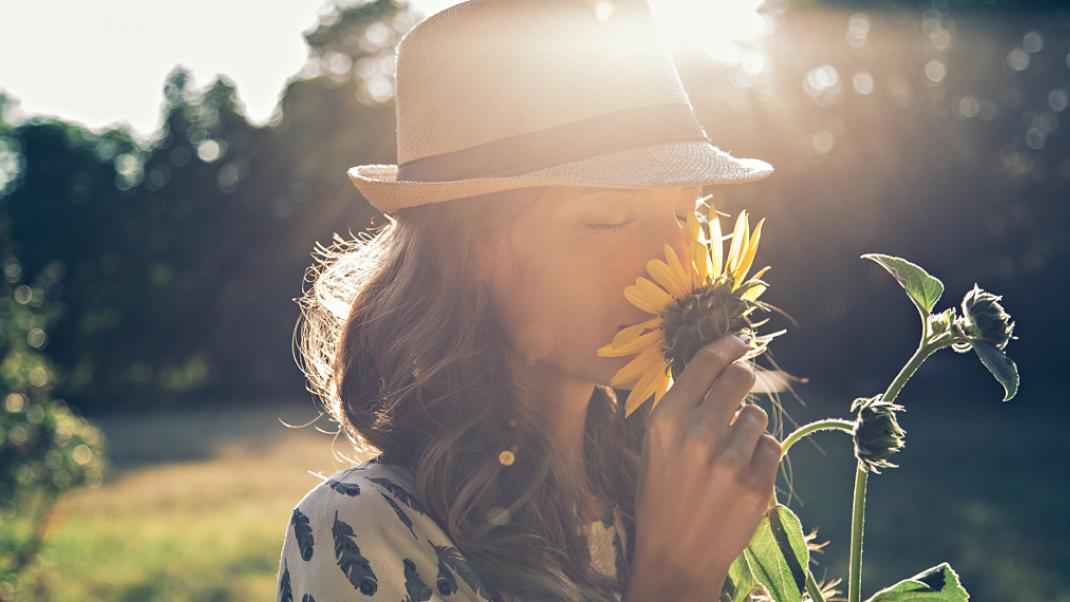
[0,0,765,141]
[0,0,454,140]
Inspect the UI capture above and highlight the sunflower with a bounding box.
[597,201,785,417]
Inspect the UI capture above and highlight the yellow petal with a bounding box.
[652,366,673,408]
[732,217,764,287]
[663,244,691,294]
[647,258,689,299]
[685,212,710,288]
[603,316,662,351]
[624,362,664,417]
[740,282,767,301]
[609,345,663,387]
[635,276,673,310]
[597,328,661,357]
[696,242,714,289]
[708,212,724,279]
[684,210,702,244]
[624,280,669,315]
[727,210,749,276]
[750,265,771,282]
[740,211,751,260]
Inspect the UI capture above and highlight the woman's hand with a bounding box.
[624,334,781,601]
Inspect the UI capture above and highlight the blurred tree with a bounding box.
[0,234,106,599]
[0,1,411,411]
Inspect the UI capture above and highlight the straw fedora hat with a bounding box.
[347,0,774,213]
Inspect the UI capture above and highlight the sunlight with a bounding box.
[412,0,775,68]
[644,0,774,65]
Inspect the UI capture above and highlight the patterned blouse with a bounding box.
[276,455,629,601]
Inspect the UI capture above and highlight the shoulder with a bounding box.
[276,457,495,602]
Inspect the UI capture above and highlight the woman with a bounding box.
[278,1,783,600]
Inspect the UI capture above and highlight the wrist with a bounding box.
[623,555,729,602]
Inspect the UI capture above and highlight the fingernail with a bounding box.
[737,334,751,345]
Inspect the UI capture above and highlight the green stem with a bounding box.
[768,420,854,602]
[780,419,855,457]
[847,339,948,602]
[805,571,828,602]
[847,464,868,602]
[883,342,945,405]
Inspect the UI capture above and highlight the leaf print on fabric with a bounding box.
[403,558,434,602]
[600,508,615,530]
[301,595,316,602]
[278,557,293,602]
[339,456,382,478]
[380,491,419,539]
[327,478,361,496]
[368,476,426,514]
[332,509,379,596]
[434,553,460,597]
[290,507,315,561]
[431,540,493,599]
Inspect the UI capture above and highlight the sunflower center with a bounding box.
[659,278,751,379]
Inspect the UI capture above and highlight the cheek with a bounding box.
[492,229,663,367]
[494,252,624,364]
[519,261,608,362]
[540,248,649,361]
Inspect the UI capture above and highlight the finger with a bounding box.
[719,403,768,463]
[749,434,782,491]
[653,334,749,421]
[694,358,757,435]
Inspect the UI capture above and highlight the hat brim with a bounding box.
[347,140,774,213]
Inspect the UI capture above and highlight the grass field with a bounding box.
[12,401,369,602]
[11,389,1069,601]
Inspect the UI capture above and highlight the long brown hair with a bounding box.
[294,186,651,600]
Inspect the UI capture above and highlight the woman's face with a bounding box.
[479,184,701,388]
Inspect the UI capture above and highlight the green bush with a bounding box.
[0,253,108,599]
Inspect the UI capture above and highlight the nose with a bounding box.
[645,204,695,292]
[668,207,693,264]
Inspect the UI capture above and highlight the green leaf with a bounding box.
[743,504,809,602]
[865,562,970,601]
[861,254,945,318]
[719,552,757,602]
[971,340,1020,401]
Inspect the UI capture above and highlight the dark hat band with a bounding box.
[396,102,711,183]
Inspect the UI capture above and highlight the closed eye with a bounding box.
[586,212,690,232]
[585,218,635,232]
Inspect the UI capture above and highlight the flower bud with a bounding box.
[850,394,907,474]
[949,316,973,353]
[927,307,955,338]
[959,283,1016,351]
